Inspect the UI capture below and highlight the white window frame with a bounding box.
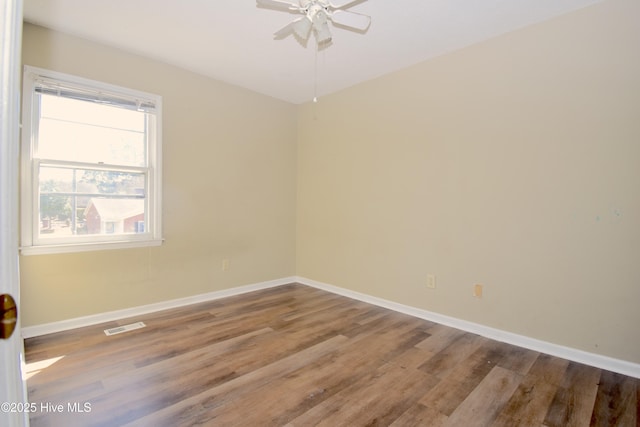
[20,66,163,255]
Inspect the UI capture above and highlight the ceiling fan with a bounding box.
[257,0,371,46]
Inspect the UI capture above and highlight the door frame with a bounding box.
[0,0,28,426]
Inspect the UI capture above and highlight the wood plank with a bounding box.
[389,403,448,427]
[526,352,570,385]
[23,283,640,427]
[199,327,435,426]
[637,379,640,427]
[414,323,467,353]
[492,365,560,426]
[445,366,522,426]
[417,332,488,379]
[492,340,539,375]
[283,356,439,427]
[121,307,426,425]
[542,362,599,427]
[418,339,512,416]
[119,335,350,426]
[589,370,638,427]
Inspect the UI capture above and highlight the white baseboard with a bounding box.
[296,276,640,379]
[22,275,640,379]
[21,277,296,339]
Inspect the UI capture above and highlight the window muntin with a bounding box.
[21,66,162,254]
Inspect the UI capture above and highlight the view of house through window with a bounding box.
[39,164,146,238]
[21,67,162,254]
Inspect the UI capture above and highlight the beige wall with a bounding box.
[297,0,640,363]
[20,24,297,326]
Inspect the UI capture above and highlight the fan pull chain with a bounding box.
[313,43,319,103]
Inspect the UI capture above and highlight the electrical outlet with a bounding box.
[222,259,230,271]
[473,284,483,298]
[427,274,436,289]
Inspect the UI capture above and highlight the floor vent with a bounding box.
[104,322,146,336]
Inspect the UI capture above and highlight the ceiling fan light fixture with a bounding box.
[293,16,313,39]
[314,21,332,44]
[311,8,332,43]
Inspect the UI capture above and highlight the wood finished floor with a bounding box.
[25,283,639,427]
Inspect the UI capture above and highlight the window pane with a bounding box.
[39,194,146,239]
[38,166,146,239]
[39,166,146,196]
[39,194,74,236]
[37,94,146,167]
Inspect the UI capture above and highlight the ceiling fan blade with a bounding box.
[328,0,361,9]
[256,0,301,10]
[274,21,295,38]
[274,17,312,40]
[329,10,371,31]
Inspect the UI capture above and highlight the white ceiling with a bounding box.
[23,0,602,104]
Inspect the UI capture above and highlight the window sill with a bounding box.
[20,238,163,256]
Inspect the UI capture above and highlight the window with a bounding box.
[21,66,162,254]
